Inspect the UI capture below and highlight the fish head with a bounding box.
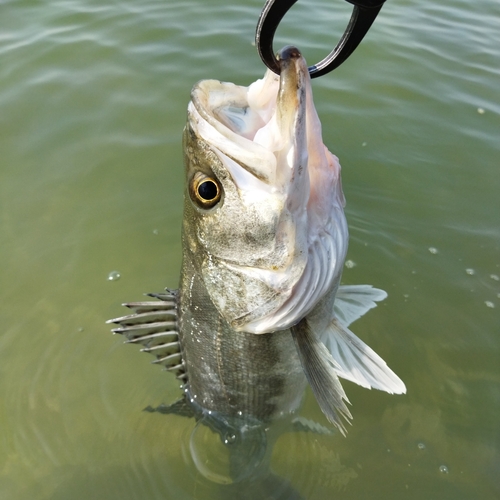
[183,46,347,334]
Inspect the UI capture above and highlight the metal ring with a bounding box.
[255,0,386,78]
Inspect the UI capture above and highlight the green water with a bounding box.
[1,0,499,498]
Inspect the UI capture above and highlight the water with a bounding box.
[1,0,499,498]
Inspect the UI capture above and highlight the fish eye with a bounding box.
[198,180,218,200]
[190,172,222,209]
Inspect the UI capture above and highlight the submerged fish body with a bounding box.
[109,47,405,435]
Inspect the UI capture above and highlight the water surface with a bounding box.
[1,0,499,498]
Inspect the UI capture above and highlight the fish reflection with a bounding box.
[146,399,357,499]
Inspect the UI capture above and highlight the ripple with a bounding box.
[271,421,357,497]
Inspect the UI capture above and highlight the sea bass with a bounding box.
[109,46,405,435]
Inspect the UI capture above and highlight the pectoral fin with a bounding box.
[291,416,334,435]
[144,397,196,419]
[333,284,387,328]
[291,319,352,436]
[322,318,406,394]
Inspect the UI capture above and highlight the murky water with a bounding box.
[1,0,499,498]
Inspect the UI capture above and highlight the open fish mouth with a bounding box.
[189,46,310,190]
[185,46,347,334]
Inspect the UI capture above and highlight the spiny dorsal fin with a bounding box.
[291,318,352,436]
[107,289,186,382]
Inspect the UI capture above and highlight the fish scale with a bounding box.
[178,254,307,420]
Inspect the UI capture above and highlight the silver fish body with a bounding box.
[109,46,405,435]
[178,249,306,421]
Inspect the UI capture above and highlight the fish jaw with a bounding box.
[183,46,347,334]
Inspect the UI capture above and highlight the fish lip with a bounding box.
[277,45,303,69]
[276,45,308,121]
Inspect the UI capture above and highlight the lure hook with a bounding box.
[255,0,387,78]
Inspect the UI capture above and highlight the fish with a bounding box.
[108,45,406,437]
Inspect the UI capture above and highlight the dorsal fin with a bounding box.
[107,289,187,382]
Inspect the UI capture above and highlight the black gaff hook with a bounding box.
[255,0,387,78]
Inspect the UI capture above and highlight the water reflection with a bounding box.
[143,397,357,499]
